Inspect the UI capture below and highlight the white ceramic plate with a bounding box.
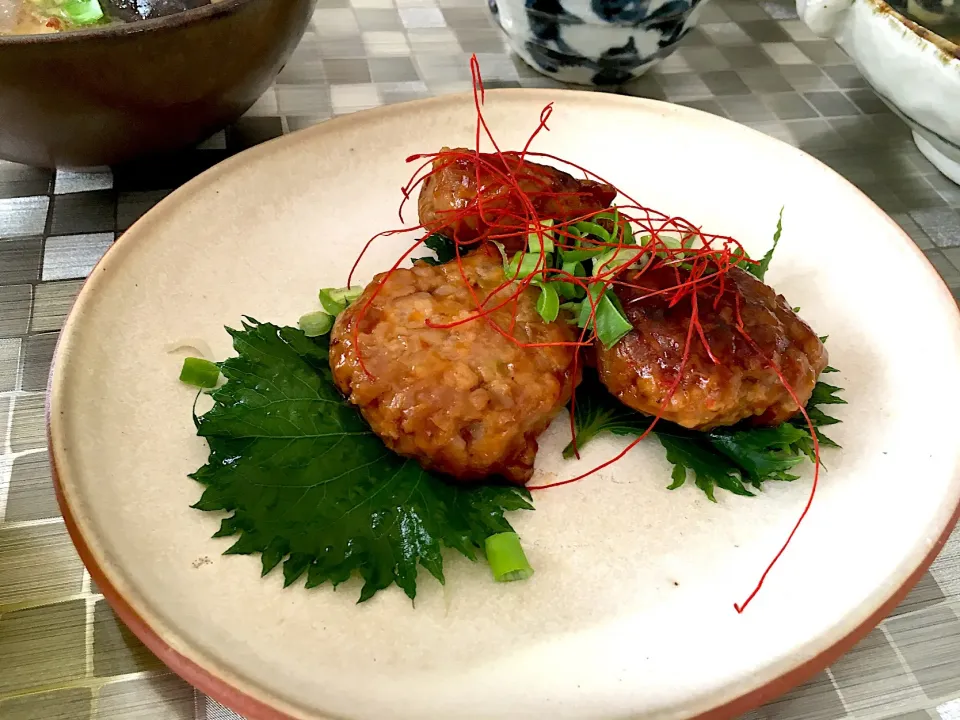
[49,91,960,720]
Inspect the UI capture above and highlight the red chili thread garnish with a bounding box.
[345,53,821,614]
[731,327,821,614]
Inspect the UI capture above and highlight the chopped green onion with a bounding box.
[592,210,635,246]
[318,289,345,315]
[565,259,586,277]
[485,532,534,583]
[658,235,700,261]
[560,230,608,262]
[318,287,362,316]
[528,231,554,255]
[298,311,334,337]
[506,252,543,280]
[574,220,610,244]
[535,282,560,323]
[527,219,555,254]
[560,248,602,263]
[317,287,359,316]
[59,0,104,24]
[593,246,644,277]
[331,286,363,304]
[521,253,544,277]
[556,259,585,300]
[595,292,633,349]
[179,357,220,389]
[578,283,604,328]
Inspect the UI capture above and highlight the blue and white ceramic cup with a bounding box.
[489,0,714,85]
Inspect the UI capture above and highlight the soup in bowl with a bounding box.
[0,0,315,167]
[0,0,243,35]
[893,0,960,44]
[1,0,226,35]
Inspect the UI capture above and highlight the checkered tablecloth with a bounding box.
[1,0,960,718]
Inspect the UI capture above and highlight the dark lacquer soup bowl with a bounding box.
[0,0,315,168]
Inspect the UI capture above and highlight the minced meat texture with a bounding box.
[417,148,617,252]
[596,264,827,430]
[330,246,581,484]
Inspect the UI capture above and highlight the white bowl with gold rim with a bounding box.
[797,0,960,184]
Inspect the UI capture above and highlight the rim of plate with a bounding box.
[46,88,960,720]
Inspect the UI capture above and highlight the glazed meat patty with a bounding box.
[330,246,581,484]
[418,148,617,251]
[596,264,827,430]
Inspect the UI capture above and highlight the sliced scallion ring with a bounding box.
[526,218,555,254]
[298,311,334,337]
[556,259,585,300]
[560,246,603,263]
[594,292,633,349]
[593,246,644,277]
[535,282,560,323]
[506,251,543,280]
[179,357,220,389]
[574,220,610,244]
[485,532,534,583]
[318,287,363,316]
[578,283,604,328]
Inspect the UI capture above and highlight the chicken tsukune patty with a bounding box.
[418,148,617,251]
[330,246,581,484]
[596,264,827,431]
